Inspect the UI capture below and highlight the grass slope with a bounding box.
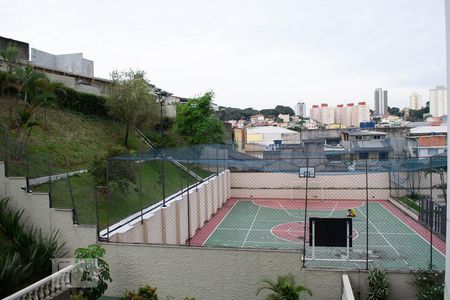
[0,97,146,176]
[0,97,212,226]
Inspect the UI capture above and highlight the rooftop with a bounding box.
[246,126,299,134]
[410,124,447,135]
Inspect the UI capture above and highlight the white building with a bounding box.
[295,102,307,117]
[246,126,301,146]
[374,88,388,115]
[409,92,422,110]
[310,105,320,123]
[320,104,335,125]
[430,86,447,117]
[334,102,370,127]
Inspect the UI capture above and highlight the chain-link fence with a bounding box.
[0,131,447,271]
[0,125,95,224]
[97,147,446,271]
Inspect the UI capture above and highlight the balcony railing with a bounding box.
[3,264,76,300]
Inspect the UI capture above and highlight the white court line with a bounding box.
[202,199,240,246]
[357,207,411,269]
[329,201,338,217]
[377,203,446,257]
[277,200,298,217]
[242,206,261,247]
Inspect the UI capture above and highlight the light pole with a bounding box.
[154,88,172,207]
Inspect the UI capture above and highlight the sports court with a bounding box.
[191,198,446,270]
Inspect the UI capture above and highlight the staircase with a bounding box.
[135,129,203,181]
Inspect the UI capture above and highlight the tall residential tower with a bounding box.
[374,88,388,115]
[429,86,447,117]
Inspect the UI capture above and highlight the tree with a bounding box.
[387,106,401,117]
[256,273,312,300]
[175,91,225,145]
[275,105,295,116]
[0,44,20,73]
[107,70,158,148]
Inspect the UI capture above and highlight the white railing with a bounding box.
[3,264,76,300]
[341,274,355,300]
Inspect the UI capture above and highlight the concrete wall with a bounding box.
[31,49,94,77]
[0,162,96,255]
[102,242,416,300]
[106,171,230,244]
[230,172,390,200]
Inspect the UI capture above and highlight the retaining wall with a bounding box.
[106,171,231,244]
[0,162,96,255]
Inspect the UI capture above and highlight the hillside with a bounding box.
[0,97,209,225]
[0,96,146,175]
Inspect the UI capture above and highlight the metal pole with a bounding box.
[64,156,78,225]
[160,100,166,207]
[4,126,8,177]
[95,186,100,241]
[302,158,309,268]
[139,162,144,224]
[429,157,433,269]
[48,154,53,208]
[187,175,191,246]
[106,160,110,241]
[365,158,369,270]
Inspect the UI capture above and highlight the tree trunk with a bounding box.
[124,122,130,148]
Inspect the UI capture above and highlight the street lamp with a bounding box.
[154,88,172,207]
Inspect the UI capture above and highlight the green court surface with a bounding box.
[203,199,445,270]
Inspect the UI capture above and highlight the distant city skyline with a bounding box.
[0,0,446,110]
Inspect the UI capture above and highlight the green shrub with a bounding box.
[74,244,112,300]
[413,269,444,300]
[57,87,109,118]
[121,285,158,300]
[256,273,312,300]
[367,267,389,300]
[0,252,32,298]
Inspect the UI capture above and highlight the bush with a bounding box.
[122,285,158,300]
[57,87,109,118]
[74,244,112,300]
[367,267,389,300]
[413,269,444,300]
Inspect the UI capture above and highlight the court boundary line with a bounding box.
[250,198,365,211]
[200,198,239,246]
[356,207,411,269]
[377,201,446,256]
[242,206,261,247]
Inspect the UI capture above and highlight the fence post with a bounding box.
[64,156,78,224]
[428,156,433,269]
[139,161,144,224]
[187,174,191,246]
[25,141,31,193]
[365,158,369,270]
[47,153,53,208]
[302,158,309,268]
[3,126,8,177]
[94,186,100,241]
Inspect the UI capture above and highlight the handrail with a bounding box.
[3,264,76,300]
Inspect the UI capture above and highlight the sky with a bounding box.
[0,0,446,111]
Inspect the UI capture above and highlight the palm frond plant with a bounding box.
[256,273,312,300]
[367,267,389,300]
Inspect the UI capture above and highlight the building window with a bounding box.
[379,152,388,160]
[374,135,381,139]
[359,152,369,159]
[356,136,362,140]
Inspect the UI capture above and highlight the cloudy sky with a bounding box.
[0,0,446,111]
